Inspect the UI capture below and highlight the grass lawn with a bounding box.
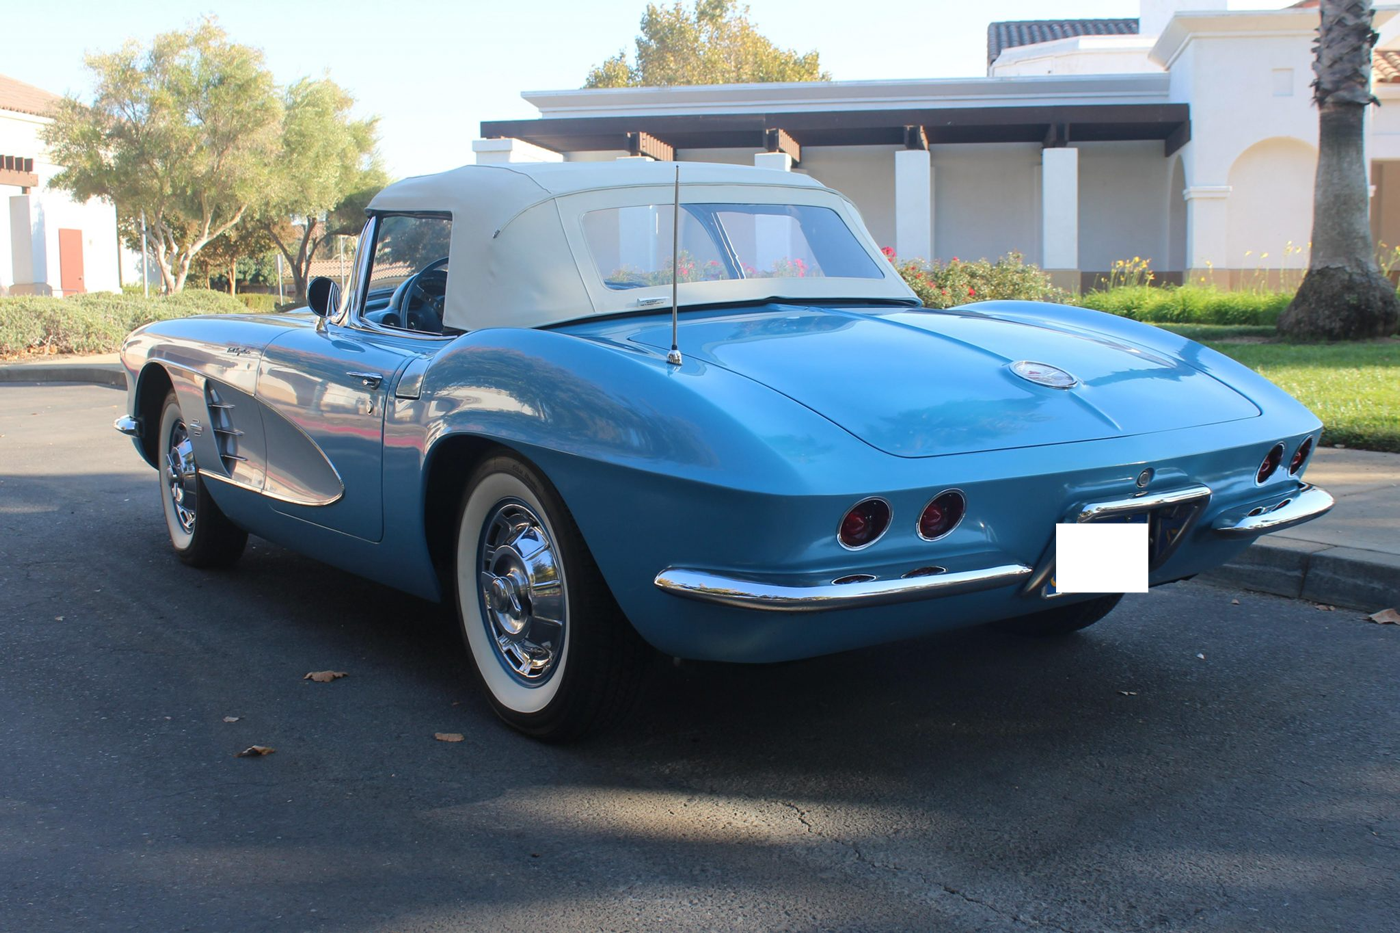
[1197,336,1400,453]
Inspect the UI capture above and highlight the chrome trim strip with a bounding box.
[198,468,344,507]
[654,563,1033,613]
[1075,484,1213,523]
[114,415,142,438]
[1213,485,1334,538]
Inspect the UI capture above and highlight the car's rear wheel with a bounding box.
[992,593,1123,637]
[453,454,647,740]
[157,390,247,568]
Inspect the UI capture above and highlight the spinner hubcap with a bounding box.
[166,421,198,533]
[478,501,566,683]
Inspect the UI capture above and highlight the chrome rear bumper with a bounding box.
[654,563,1033,613]
[1212,485,1334,538]
[654,483,1332,614]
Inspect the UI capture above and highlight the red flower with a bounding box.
[951,257,959,263]
[881,246,896,260]
[968,287,976,296]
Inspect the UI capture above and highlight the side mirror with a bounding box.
[307,276,341,318]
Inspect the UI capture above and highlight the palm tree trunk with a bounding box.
[1279,0,1399,339]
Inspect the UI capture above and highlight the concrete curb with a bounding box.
[0,360,125,389]
[1201,538,1399,611]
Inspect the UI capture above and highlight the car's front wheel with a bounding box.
[157,390,247,567]
[992,594,1123,637]
[454,454,647,740]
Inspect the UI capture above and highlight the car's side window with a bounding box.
[358,213,453,335]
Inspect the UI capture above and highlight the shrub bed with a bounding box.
[234,293,283,313]
[0,290,250,358]
[1079,285,1293,326]
[885,250,1068,308]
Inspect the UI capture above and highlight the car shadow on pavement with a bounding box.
[4,462,1396,933]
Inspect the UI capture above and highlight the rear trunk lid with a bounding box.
[628,305,1259,458]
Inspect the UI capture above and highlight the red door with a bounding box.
[58,229,85,295]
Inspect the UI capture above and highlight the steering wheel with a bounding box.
[387,256,450,331]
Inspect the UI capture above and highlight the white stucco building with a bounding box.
[474,0,1400,291]
[1,74,122,297]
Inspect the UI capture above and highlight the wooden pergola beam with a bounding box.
[0,154,37,190]
[764,128,801,164]
[626,131,674,162]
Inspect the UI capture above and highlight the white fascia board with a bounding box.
[992,34,1158,67]
[1151,8,1398,70]
[522,73,1173,118]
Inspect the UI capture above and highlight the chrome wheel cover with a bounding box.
[478,500,566,684]
[166,421,198,534]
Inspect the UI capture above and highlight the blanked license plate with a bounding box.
[1044,513,1149,596]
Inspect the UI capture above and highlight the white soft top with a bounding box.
[366,161,917,332]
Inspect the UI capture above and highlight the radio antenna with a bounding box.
[667,165,683,366]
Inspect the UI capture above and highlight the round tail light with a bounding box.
[1289,436,1313,475]
[918,490,967,541]
[1256,443,1285,484]
[838,498,891,550]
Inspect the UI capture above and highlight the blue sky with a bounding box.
[10,0,1283,179]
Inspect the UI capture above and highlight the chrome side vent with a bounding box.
[205,384,246,471]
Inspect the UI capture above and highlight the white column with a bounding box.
[754,151,793,172]
[894,149,932,262]
[1042,148,1079,275]
[471,137,563,165]
[1183,185,1231,285]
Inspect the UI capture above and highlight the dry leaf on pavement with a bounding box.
[434,733,465,743]
[1315,604,1336,612]
[1117,691,1138,697]
[235,745,275,758]
[1231,599,1240,605]
[304,670,348,683]
[1368,608,1400,625]
[222,716,240,723]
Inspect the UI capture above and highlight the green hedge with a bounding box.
[1079,285,1294,326]
[233,293,283,313]
[0,290,251,358]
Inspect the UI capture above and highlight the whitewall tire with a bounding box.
[157,390,247,568]
[454,454,647,740]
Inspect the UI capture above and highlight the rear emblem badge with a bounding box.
[1011,360,1078,389]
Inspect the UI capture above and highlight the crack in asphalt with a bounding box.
[780,800,1092,933]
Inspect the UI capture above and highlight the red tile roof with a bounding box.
[987,18,1140,66]
[0,73,60,118]
[1376,50,1400,84]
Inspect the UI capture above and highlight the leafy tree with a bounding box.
[1279,0,1399,339]
[255,77,385,301]
[200,220,277,295]
[585,0,829,88]
[43,21,282,293]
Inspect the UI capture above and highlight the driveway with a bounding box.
[2,383,1397,933]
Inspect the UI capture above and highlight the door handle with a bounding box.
[347,371,382,389]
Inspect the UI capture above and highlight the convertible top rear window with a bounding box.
[582,202,883,290]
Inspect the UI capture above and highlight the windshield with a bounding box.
[582,202,883,290]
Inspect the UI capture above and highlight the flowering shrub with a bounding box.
[881,248,1069,309]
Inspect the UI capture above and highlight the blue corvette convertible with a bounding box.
[116,161,1332,739]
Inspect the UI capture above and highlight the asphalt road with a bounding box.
[1,383,1398,933]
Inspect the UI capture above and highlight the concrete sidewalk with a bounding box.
[0,352,124,388]
[1,353,1395,610]
[1203,447,1400,611]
